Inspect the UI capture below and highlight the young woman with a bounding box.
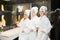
[36,6,52,40]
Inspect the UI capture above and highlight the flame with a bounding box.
[1,15,6,26]
[1,4,4,11]
[1,15,5,22]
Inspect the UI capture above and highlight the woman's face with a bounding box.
[23,12,28,19]
[23,14,27,19]
[31,10,35,17]
[39,11,44,16]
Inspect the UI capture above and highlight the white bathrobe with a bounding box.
[29,16,39,40]
[36,15,52,40]
[17,18,31,40]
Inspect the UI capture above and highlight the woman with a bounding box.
[17,10,31,40]
[29,7,39,40]
[36,6,52,40]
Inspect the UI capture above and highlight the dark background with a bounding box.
[0,0,60,10]
[51,0,60,11]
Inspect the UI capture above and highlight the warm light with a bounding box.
[1,15,6,26]
[18,15,20,22]
[18,8,20,12]
[1,4,4,11]
[17,5,23,12]
[1,15,5,22]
